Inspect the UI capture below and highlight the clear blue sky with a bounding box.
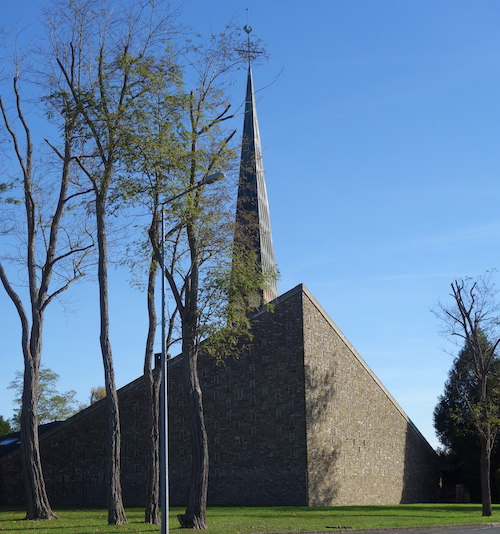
[2,0,500,449]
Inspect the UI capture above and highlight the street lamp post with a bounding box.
[159,172,225,534]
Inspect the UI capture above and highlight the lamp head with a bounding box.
[201,172,225,186]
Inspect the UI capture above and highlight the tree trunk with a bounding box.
[177,339,208,529]
[144,249,161,524]
[95,192,127,526]
[480,434,493,516]
[0,265,58,521]
[21,336,58,521]
[145,369,161,524]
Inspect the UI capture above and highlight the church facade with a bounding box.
[0,284,439,507]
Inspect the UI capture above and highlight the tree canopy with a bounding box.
[0,416,13,436]
[89,386,106,405]
[8,367,83,431]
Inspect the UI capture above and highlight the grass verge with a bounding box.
[0,504,499,534]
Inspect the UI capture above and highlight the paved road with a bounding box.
[364,527,500,534]
[253,525,500,534]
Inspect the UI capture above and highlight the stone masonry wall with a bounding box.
[0,284,439,507]
[178,285,309,505]
[302,287,439,505]
[0,376,152,507]
[0,287,310,507]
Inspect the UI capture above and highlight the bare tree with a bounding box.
[0,69,92,520]
[436,272,500,516]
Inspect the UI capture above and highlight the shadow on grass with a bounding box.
[0,524,162,534]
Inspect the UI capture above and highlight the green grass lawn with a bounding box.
[0,504,499,534]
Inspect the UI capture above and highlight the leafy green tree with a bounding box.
[435,274,500,515]
[152,38,270,531]
[115,22,270,527]
[89,386,106,405]
[8,367,83,430]
[112,47,184,525]
[45,0,178,524]
[0,416,13,436]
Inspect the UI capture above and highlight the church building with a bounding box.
[0,60,440,508]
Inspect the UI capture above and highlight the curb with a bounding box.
[251,523,500,534]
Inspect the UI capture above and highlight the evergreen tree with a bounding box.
[434,336,500,501]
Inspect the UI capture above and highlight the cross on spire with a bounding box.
[237,9,263,67]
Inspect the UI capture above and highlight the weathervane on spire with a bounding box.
[237,8,262,67]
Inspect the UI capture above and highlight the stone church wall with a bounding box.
[0,377,153,507]
[302,289,439,505]
[0,284,439,507]
[0,287,310,507]
[197,285,309,506]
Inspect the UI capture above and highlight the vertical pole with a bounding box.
[160,209,169,534]
[157,174,223,532]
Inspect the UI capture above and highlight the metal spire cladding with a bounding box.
[234,66,278,305]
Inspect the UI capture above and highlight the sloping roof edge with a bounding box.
[0,358,182,465]
[1,283,436,465]
[296,283,437,454]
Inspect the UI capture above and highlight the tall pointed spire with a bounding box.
[234,66,278,305]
